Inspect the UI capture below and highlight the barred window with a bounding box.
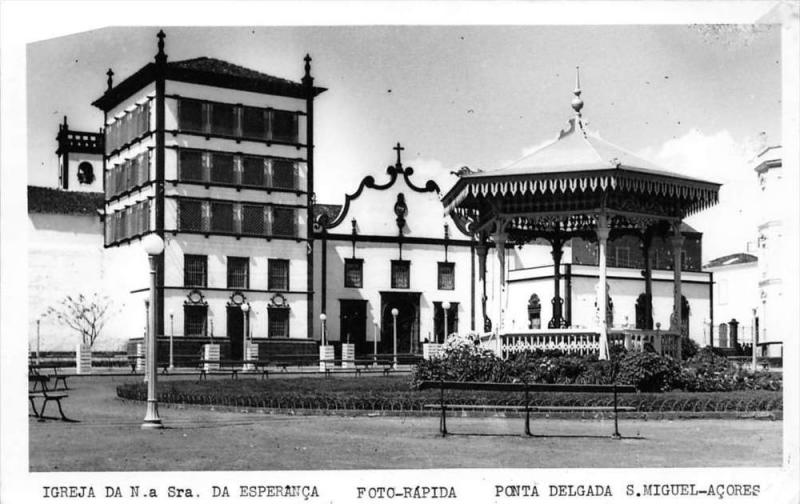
[344,259,363,288]
[241,205,265,235]
[211,202,234,232]
[268,259,290,291]
[210,103,236,137]
[271,207,295,237]
[178,99,204,133]
[242,157,265,187]
[227,257,250,289]
[242,106,267,140]
[268,308,289,338]
[184,305,207,337]
[179,200,204,231]
[184,254,207,287]
[438,262,455,290]
[271,160,295,189]
[180,150,205,181]
[391,260,410,289]
[271,110,298,143]
[210,153,234,184]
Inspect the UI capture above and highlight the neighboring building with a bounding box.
[27,186,142,351]
[704,252,759,349]
[312,146,481,355]
[753,145,784,357]
[89,32,325,359]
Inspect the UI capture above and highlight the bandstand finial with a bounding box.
[571,66,584,116]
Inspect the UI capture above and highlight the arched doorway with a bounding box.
[635,293,653,329]
[527,294,541,329]
[379,292,420,355]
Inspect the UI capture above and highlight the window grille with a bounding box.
[227,257,250,289]
[184,255,207,287]
[391,260,410,289]
[242,157,265,187]
[271,207,296,237]
[179,150,205,182]
[178,200,204,231]
[210,153,235,184]
[241,205,265,235]
[271,160,295,189]
[268,308,289,338]
[438,262,455,290]
[271,110,298,143]
[242,106,267,140]
[211,202,234,232]
[344,259,363,288]
[210,103,236,137]
[268,259,290,291]
[179,99,204,133]
[184,305,207,336]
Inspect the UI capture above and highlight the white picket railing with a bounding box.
[477,329,681,359]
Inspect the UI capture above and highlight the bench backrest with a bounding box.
[417,381,637,393]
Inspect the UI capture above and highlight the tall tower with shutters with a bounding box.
[91,31,325,360]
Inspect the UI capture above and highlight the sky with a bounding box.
[26,24,781,262]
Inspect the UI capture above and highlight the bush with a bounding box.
[615,351,683,392]
[681,335,700,361]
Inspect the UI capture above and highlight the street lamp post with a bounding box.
[141,234,164,430]
[36,318,41,365]
[391,308,399,369]
[168,309,174,370]
[319,313,327,346]
[442,301,451,344]
[241,302,250,370]
[373,322,378,364]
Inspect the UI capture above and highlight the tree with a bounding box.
[45,293,116,348]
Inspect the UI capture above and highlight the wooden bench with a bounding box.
[30,365,69,390]
[28,374,73,422]
[418,381,637,439]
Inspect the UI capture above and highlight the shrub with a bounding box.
[613,352,683,392]
[680,335,700,361]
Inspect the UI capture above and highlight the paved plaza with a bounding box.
[28,375,781,471]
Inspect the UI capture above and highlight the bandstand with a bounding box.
[443,70,720,359]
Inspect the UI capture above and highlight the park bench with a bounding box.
[28,372,73,422]
[30,364,69,390]
[418,381,637,438]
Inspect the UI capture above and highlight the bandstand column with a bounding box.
[475,240,489,332]
[596,215,610,360]
[548,237,567,328]
[642,231,654,329]
[670,224,685,334]
[493,230,508,336]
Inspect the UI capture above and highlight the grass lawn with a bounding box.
[29,376,782,471]
[117,375,783,412]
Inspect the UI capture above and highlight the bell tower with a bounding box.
[56,116,104,192]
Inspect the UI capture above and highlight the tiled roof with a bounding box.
[93,56,326,112]
[168,57,300,87]
[28,186,104,216]
[313,204,343,224]
[704,253,758,269]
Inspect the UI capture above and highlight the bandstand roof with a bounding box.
[442,75,720,227]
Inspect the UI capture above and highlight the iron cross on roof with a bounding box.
[393,142,404,168]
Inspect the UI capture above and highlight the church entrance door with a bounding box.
[340,299,368,356]
[379,292,420,356]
